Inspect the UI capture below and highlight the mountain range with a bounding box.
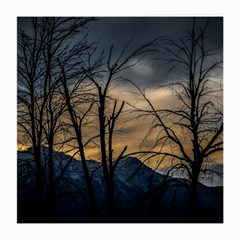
[17,146,223,223]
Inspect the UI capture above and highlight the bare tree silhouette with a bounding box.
[82,37,159,221]
[18,16,158,222]
[58,53,100,221]
[128,18,223,220]
[17,17,95,221]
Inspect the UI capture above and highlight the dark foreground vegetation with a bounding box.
[18,147,223,223]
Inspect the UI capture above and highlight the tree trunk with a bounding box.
[34,145,45,222]
[61,75,98,222]
[189,165,200,222]
[79,145,98,222]
[47,138,55,222]
[106,176,115,222]
[98,95,115,222]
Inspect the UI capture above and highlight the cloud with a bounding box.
[17,83,28,92]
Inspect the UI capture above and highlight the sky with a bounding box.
[87,17,223,52]
[87,17,223,87]
[17,17,223,182]
[18,17,223,89]
[85,17,223,163]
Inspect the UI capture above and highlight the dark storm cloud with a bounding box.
[18,17,223,51]
[87,17,223,87]
[89,17,223,49]
[18,17,223,87]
